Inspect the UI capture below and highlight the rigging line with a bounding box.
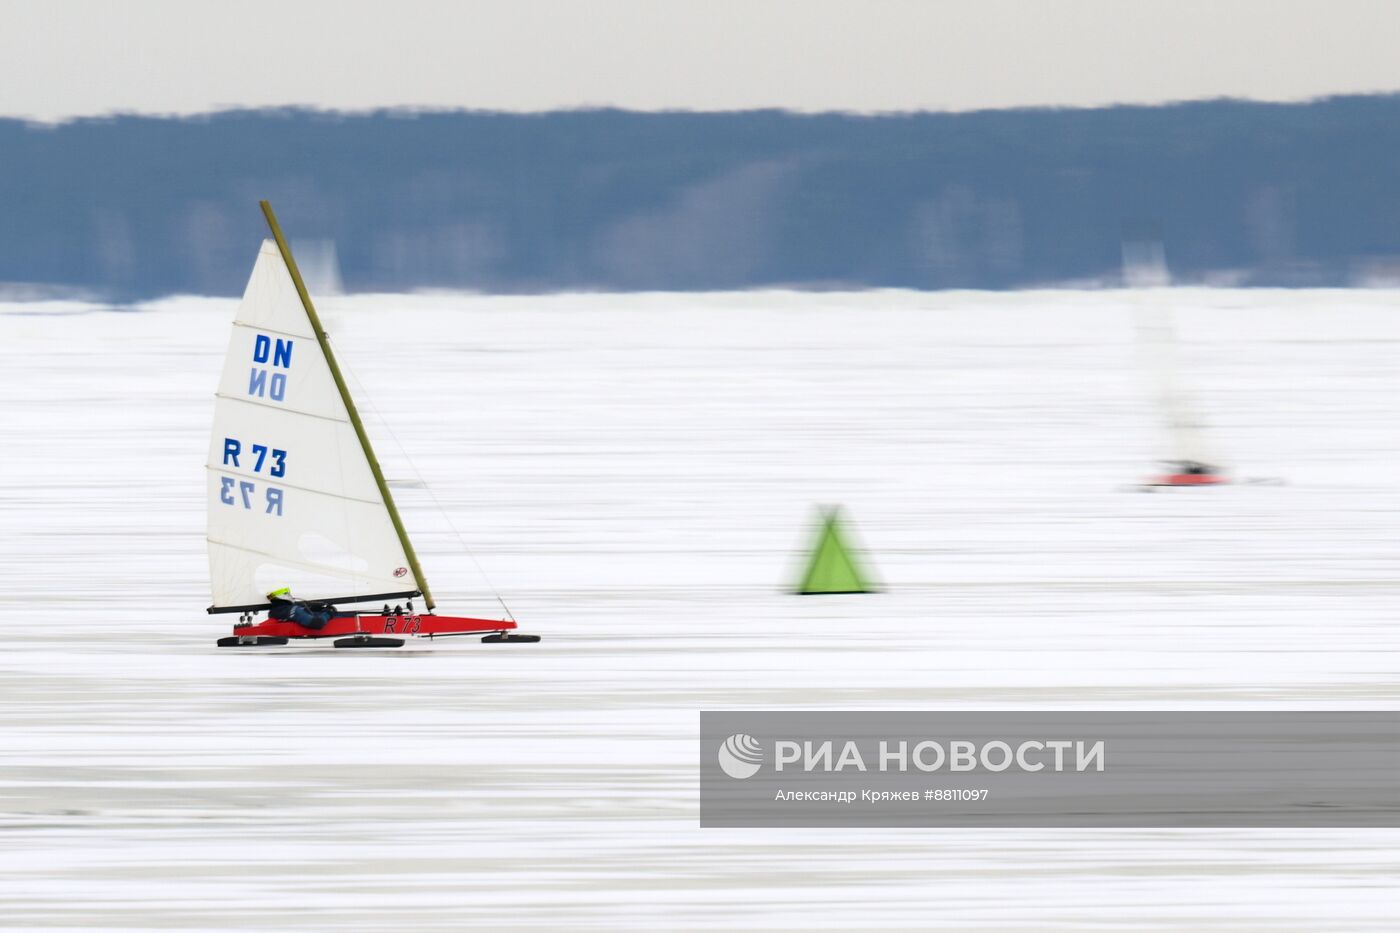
[328,333,517,623]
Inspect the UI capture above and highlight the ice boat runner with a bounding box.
[208,202,539,648]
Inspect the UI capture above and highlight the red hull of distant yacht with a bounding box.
[232,614,516,639]
[1148,472,1228,487]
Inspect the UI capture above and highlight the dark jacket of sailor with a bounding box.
[266,589,331,629]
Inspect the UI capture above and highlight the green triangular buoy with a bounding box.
[794,506,876,595]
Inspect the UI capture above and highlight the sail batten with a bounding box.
[213,394,353,425]
[229,320,307,341]
[206,225,424,609]
[203,466,387,507]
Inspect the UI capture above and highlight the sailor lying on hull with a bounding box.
[265,586,334,630]
[1171,460,1217,477]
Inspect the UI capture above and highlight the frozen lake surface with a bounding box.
[3,288,1400,929]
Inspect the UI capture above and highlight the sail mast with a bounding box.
[258,200,435,610]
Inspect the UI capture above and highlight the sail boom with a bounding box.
[207,589,423,615]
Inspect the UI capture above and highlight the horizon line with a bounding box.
[7,91,1400,128]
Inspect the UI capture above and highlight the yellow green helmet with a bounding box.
[266,586,291,599]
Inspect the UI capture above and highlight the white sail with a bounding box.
[1134,303,1217,468]
[206,241,417,608]
[1122,240,1219,469]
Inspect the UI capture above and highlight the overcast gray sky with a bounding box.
[6,0,1400,120]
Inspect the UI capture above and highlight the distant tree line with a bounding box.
[3,96,1399,298]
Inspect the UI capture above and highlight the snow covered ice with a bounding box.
[3,288,1400,928]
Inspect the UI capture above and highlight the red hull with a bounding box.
[1148,472,1228,486]
[233,613,516,640]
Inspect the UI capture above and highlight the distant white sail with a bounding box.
[291,238,344,296]
[206,241,416,608]
[1123,239,1219,470]
[1135,303,1217,468]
